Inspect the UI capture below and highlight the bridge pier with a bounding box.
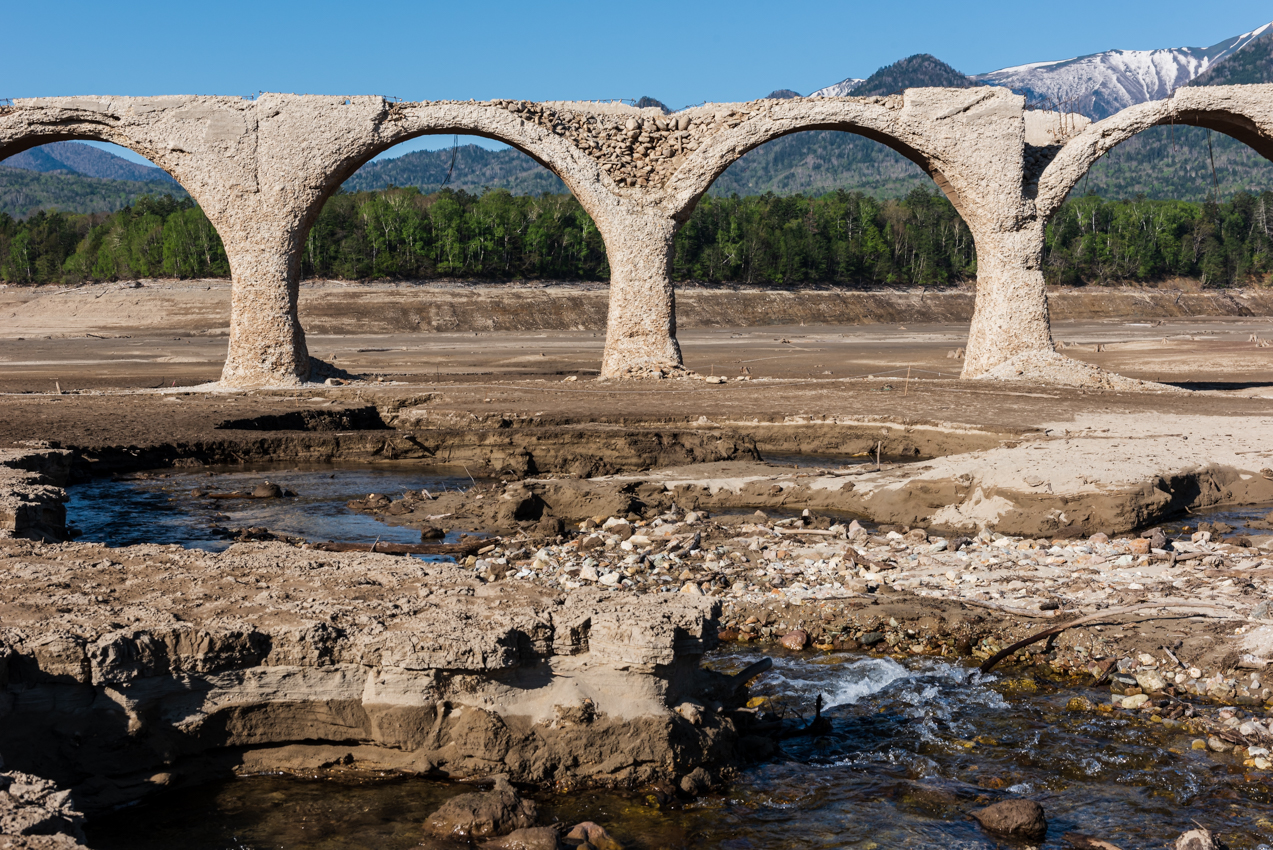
[961,223,1055,378]
[219,227,311,388]
[599,209,685,379]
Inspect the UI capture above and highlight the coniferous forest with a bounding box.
[4,185,1273,289]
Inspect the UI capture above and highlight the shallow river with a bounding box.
[66,466,1273,848]
[67,464,479,551]
[84,648,1273,850]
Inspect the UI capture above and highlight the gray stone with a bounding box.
[971,799,1047,841]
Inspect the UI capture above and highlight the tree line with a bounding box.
[3,186,1273,288]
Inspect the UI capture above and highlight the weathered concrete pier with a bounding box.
[3,86,1272,386]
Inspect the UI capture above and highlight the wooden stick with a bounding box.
[904,365,911,395]
[311,538,490,556]
[1064,834,1124,850]
[979,600,1242,674]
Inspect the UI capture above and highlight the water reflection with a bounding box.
[67,464,477,552]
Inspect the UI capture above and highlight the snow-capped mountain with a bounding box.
[974,22,1273,118]
[810,78,864,98]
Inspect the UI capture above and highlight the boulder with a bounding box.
[482,826,562,849]
[970,799,1047,841]
[679,767,711,797]
[1175,828,1221,850]
[779,630,809,650]
[565,821,623,850]
[425,778,538,840]
[251,482,284,498]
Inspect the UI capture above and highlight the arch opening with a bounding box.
[1041,112,1273,291]
[679,122,971,223]
[670,126,978,292]
[0,138,226,287]
[295,128,609,286]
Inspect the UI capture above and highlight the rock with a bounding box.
[425,778,538,839]
[1145,528,1168,550]
[598,571,621,587]
[683,511,701,524]
[1089,533,1109,545]
[1121,694,1149,709]
[1206,736,1232,753]
[0,771,87,847]
[859,631,885,647]
[534,516,565,538]
[481,826,562,849]
[1066,696,1094,712]
[252,482,283,498]
[565,821,623,850]
[1128,537,1150,555]
[970,799,1047,841]
[1134,670,1168,694]
[420,525,446,540]
[1175,827,1221,850]
[779,630,809,650]
[679,767,711,796]
[679,582,703,596]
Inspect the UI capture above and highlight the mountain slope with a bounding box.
[975,22,1273,117]
[813,54,972,98]
[342,145,565,195]
[1190,28,1273,86]
[0,166,187,219]
[3,141,177,183]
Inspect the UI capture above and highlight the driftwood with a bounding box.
[310,537,491,557]
[730,657,773,692]
[1064,834,1124,850]
[979,600,1242,674]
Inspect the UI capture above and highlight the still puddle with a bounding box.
[760,453,871,469]
[1155,502,1273,540]
[67,464,479,553]
[85,648,1273,849]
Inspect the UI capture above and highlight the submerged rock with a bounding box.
[564,821,623,850]
[1175,827,1222,850]
[971,799,1047,841]
[481,826,562,849]
[425,778,538,839]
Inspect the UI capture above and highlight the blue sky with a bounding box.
[4,0,1270,163]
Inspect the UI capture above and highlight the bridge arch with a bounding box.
[1038,90,1273,221]
[663,98,980,226]
[0,102,227,223]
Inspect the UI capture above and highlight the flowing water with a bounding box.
[67,464,481,553]
[85,648,1273,850]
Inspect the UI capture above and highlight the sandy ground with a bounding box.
[3,279,1273,392]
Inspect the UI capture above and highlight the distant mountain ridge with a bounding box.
[814,54,972,98]
[973,22,1273,117]
[0,165,186,219]
[4,142,177,183]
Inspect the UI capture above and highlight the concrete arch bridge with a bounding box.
[3,86,1272,388]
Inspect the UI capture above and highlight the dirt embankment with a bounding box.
[4,281,1273,337]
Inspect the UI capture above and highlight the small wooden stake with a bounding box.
[904,366,911,395]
